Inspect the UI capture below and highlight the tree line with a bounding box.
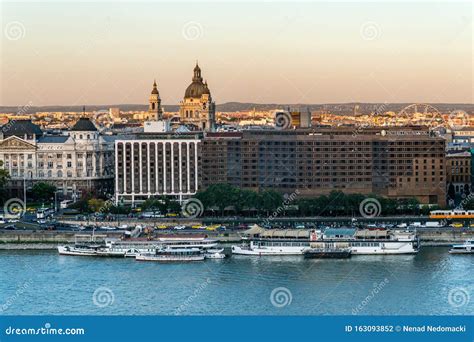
[194,184,434,217]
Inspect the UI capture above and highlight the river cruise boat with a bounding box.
[58,234,218,258]
[58,234,111,256]
[57,244,104,256]
[231,225,419,256]
[449,240,474,254]
[103,235,218,257]
[135,247,205,262]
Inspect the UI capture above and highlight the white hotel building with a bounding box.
[114,133,202,205]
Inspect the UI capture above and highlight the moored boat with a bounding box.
[449,240,474,254]
[136,247,205,262]
[57,244,105,256]
[231,225,419,256]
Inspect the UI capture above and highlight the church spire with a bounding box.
[151,79,159,95]
[193,62,202,82]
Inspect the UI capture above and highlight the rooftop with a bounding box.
[70,118,98,132]
[1,119,43,137]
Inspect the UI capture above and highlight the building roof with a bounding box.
[243,225,310,238]
[1,119,43,137]
[70,118,98,131]
[323,228,356,237]
[38,135,69,143]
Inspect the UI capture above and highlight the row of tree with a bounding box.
[194,184,430,217]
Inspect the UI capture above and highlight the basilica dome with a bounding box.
[184,81,208,98]
[184,63,211,99]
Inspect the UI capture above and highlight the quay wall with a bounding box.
[0,229,472,249]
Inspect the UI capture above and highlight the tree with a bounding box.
[0,161,10,203]
[196,183,236,216]
[464,198,474,210]
[31,182,56,202]
[463,184,470,197]
[447,183,456,203]
[88,198,106,213]
[259,190,283,216]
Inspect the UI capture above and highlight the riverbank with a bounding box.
[0,228,473,249]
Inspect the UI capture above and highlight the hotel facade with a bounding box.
[114,133,202,204]
[200,126,447,207]
[116,125,447,206]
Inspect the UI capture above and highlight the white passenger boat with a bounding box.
[204,248,226,259]
[102,235,218,257]
[58,234,110,256]
[449,240,474,254]
[231,225,419,256]
[57,244,104,256]
[136,247,205,262]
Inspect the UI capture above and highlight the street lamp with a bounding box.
[54,190,62,212]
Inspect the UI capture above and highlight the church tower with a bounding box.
[179,62,216,131]
[148,80,163,121]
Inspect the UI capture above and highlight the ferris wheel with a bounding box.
[397,103,444,127]
[93,110,114,129]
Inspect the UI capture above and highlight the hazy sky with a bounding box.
[1,1,472,106]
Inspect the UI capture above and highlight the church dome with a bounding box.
[184,81,208,98]
[184,62,210,99]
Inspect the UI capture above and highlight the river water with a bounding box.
[0,247,472,315]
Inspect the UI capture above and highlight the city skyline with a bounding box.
[1,1,473,106]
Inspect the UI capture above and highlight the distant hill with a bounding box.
[1,102,473,115]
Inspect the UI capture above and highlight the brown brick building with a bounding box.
[446,151,471,196]
[201,127,446,206]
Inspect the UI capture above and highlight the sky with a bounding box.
[1,1,473,106]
